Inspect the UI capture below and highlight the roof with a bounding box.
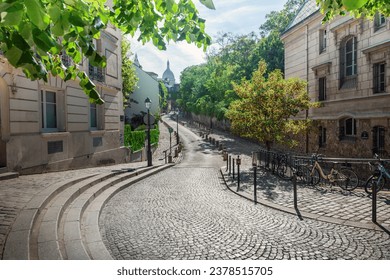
[283,0,319,34]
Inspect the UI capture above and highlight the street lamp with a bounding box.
[145,97,152,167]
[176,108,180,145]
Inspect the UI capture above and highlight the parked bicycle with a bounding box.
[308,154,359,191]
[365,154,390,194]
[277,158,312,184]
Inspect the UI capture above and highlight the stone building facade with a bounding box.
[0,24,127,174]
[281,0,390,158]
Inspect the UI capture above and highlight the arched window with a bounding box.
[339,117,357,140]
[340,36,357,89]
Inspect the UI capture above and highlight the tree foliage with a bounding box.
[0,0,214,104]
[177,0,305,122]
[316,0,390,22]
[121,36,138,107]
[226,61,319,150]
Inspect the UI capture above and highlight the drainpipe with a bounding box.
[305,24,309,154]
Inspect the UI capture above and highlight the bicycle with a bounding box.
[364,154,390,194]
[308,154,359,191]
[277,157,312,184]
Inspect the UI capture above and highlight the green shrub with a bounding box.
[124,124,160,152]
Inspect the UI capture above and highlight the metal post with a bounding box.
[226,152,229,171]
[372,181,377,223]
[236,155,241,192]
[228,156,231,175]
[232,158,235,180]
[176,111,179,145]
[147,108,152,167]
[254,166,257,205]
[169,132,172,155]
[293,173,298,209]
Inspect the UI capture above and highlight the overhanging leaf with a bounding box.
[24,0,50,30]
[342,0,368,11]
[199,0,215,10]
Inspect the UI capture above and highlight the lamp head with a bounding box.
[145,97,151,109]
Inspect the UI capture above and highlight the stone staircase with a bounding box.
[0,167,19,181]
[3,164,173,260]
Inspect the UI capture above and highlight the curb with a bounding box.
[219,167,384,232]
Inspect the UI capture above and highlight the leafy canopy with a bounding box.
[0,0,214,104]
[226,61,319,150]
[316,0,390,22]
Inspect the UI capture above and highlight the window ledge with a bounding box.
[339,137,356,142]
[90,130,105,136]
[41,131,70,139]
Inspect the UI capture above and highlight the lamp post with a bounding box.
[145,97,152,167]
[176,109,179,145]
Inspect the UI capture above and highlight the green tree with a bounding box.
[0,0,214,104]
[257,0,305,73]
[121,36,138,107]
[226,61,319,150]
[159,81,168,112]
[316,0,390,22]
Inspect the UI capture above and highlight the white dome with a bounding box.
[162,60,175,87]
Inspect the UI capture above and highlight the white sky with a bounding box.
[129,0,287,82]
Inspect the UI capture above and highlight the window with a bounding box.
[345,37,357,76]
[319,126,327,148]
[319,77,326,101]
[340,36,357,89]
[319,29,327,53]
[89,39,105,82]
[374,13,386,31]
[41,90,57,130]
[373,62,386,93]
[339,117,357,140]
[373,126,386,156]
[41,89,65,132]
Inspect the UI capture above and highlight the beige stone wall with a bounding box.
[0,26,125,173]
[282,11,390,158]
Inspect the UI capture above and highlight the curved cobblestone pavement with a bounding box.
[100,117,390,260]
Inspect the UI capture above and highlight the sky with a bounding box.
[129,0,288,82]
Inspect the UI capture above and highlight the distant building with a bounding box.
[124,54,160,126]
[162,60,179,111]
[281,0,390,158]
[0,24,127,174]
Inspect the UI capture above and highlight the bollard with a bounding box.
[232,158,235,180]
[164,150,167,164]
[236,155,241,192]
[372,180,377,223]
[293,173,298,209]
[168,154,173,163]
[174,148,178,158]
[228,155,232,175]
[254,166,257,204]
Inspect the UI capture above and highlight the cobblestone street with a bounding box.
[99,116,390,260]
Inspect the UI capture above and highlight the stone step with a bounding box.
[0,170,19,180]
[81,164,174,260]
[3,173,97,260]
[35,172,120,260]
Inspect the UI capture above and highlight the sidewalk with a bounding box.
[182,118,390,232]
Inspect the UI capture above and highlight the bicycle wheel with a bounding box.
[277,162,293,180]
[296,165,314,185]
[308,167,320,185]
[336,168,359,191]
[364,175,385,194]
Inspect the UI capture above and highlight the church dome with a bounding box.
[162,60,175,87]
